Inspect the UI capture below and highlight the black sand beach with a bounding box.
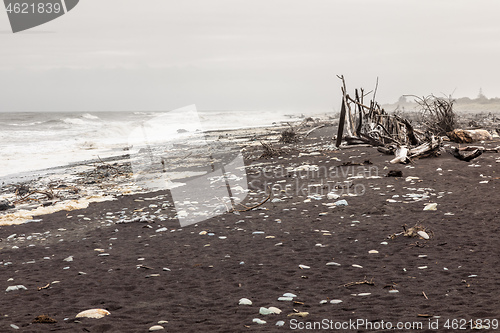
[1,124,500,332]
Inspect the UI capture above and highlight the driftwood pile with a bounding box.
[335,76,442,164]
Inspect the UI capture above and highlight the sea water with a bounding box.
[0,108,309,183]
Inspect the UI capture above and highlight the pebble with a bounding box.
[10,324,19,330]
[334,199,348,206]
[417,231,430,239]
[276,320,285,326]
[253,318,267,324]
[299,264,310,269]
[75,309,110,319]
[252,231,265,235]
[278,297,294,302]
[380,242,388,245]
[327,192,340,200]
[283,293,297,298]
[63,256,74,262]
[326,262,341,266]
[352,264,363,269]
[259,307,275,315]
[330,299,343,304]
[6,285,27,292]
[388,290,399,293]
[268,306,282,314]
[368,250,379,254]
[239,298,252,305]
[156,227,168,233]
[149,325,164,331]
[423,203,437,211]
[418,266,428,269]
[354,293,371,296]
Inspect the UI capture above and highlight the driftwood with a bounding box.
[334,77,445,164]
[412,95,456,136]
[390,146,409,164]
[450,148,483,162]
[447,129,493,143]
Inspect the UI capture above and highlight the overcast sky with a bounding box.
[1,0,499,112]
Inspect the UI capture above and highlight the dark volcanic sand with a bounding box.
[2,131,500,332]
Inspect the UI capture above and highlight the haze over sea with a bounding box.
[0,109,311,183]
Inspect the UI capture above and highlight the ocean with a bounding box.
[0,107,311,184]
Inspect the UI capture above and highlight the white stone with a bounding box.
[417,231,430,239]
[259,307,274,315]
[253,318,266,324]
[330,299,343,304]
[6,285,27,292]
[423,203,437,211]
[268,307,282,314]
[326,262,341,266]
[238,298,252,306]
[149,325,164,331]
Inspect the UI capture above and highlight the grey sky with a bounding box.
[1,0,499,112]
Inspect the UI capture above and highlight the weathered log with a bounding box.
[390,146,409,164]
[447,129,492,143]
[336,98,347,147]
[450,148,483,162]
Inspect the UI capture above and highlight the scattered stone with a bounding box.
[326,262,341,266]
[299,264,310,269]
[330,299,343,304]
[276,320,285,326]
[417,231,430,240]
[149,325,164,331]
[75,309,110,319]
[239,298,252,305]
[368,250,379,254]
[354,293,371,296]
[352,264,363,269]
[327,192,340,200]
[6,285,27,292]
[423,203,437,211]
[259,307,275,315]
[253,318,267,324]
[63,256,73,262]
[334,199,348,206]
